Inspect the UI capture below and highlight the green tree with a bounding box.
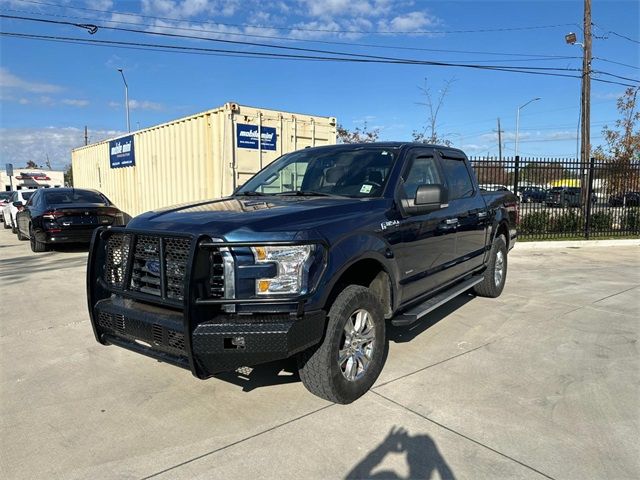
[337,122,380,143]
[594,87,640,195]
[64,163,73,187]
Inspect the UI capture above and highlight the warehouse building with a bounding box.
[72,103,337,218]
[1,168,64,191]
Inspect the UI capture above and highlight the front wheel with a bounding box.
[473,234,508,298]
[297,285,387,404]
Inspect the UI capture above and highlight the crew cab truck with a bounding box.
[87,143,517,404]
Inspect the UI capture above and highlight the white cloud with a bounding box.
[61,99,90,107]
[0,68,62,93]
[0,127,123,170]
[109,99,164,111]
[593,91,623,101]
[299,0,392,18]
[141,0,239,19]
[384,11,439,32]
[86,0,113,9]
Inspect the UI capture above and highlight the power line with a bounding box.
[593,57,640,71]
[13,0,578,35]
[0,14,588,74]
[592,23,640,44]
[3,30,637,89]
[0,6,584,62]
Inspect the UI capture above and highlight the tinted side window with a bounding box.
[402,155,442,198]
[441,159,474,199]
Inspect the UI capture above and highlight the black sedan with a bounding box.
[15,188,125,252]
[608,191,640,207]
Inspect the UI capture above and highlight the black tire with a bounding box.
[30,227,47,252]
[3,219,9,229]
[473,234,508,298]
[11,222,18,234]
[16,223,27,241]
[297,285,387,404]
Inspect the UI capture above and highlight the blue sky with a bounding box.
[0,0,638,170]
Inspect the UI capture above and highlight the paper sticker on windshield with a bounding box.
[360,184,373,194]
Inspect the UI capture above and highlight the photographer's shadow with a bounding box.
[346,426,455,480]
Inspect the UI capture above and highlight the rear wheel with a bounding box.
[16,223,27,241]
[30,226,47,252]
[473,234,508,298]
[297,285,387,404]
[3,219,9,229]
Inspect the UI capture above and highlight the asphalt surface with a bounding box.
[1,228,638,480]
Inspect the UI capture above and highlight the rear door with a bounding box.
[438,150,489,275]
[393,148,458,304]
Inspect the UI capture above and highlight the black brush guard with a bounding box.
[87,227,326,378]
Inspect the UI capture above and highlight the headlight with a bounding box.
[251,245,314,295]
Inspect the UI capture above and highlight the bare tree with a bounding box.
[412,77,456,145]
[337,122,380,144]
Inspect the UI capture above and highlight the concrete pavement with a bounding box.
[1,228,638,479]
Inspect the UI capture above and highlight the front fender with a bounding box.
[307,233,401,312]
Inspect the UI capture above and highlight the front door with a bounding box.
[392,149,458,304]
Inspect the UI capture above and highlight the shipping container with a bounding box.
[72,102,337,218]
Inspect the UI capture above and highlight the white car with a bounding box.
[2,190,36,233]
[0,191,13,223]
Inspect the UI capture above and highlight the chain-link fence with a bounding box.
[469,156,640,240]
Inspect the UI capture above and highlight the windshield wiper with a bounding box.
[234,191,272,197]
[273,190,334,197]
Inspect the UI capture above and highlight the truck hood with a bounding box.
[126,195,388,240]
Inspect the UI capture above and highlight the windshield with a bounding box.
[236,147,398,198]
[21,191,34,201]
[44,189,108,204]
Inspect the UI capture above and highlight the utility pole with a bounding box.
[496,118,503,161]
[84,125,88,146]
[580,0,592,204]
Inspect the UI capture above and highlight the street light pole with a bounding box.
[515,97,541,158]
[117,68,130,133]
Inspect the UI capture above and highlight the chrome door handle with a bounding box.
[445,218,458,225]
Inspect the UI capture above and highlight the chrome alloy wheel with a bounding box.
[338,309,376,382]
[494,250,505,286]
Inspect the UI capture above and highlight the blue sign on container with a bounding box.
[236,123,277,151]
[109,135,135,168]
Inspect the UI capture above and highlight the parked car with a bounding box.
[608,191,640,207]
[520,186,547,203]
[87,143,518,403]
[15,188,125,252]
[2,190,36,232]
[0,191,13,222]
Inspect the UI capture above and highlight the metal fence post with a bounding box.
[584,157,595,239]
[513,155,520,197]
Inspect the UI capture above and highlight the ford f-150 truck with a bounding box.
[87,143,517,403]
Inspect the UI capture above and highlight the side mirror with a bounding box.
[401,184,448,215]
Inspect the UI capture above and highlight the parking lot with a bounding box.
[1,228,638,480]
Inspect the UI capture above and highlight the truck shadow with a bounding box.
[345,426,455,480]
[214,294,475,392]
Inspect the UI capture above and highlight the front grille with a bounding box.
[104,234,131,289]
[103,232,193,303]
[131,236,162,297]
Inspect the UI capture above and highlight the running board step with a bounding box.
[391,276,484,327]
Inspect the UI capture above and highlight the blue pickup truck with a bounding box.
[87,143,518,403]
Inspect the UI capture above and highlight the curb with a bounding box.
[515,238,640,250]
